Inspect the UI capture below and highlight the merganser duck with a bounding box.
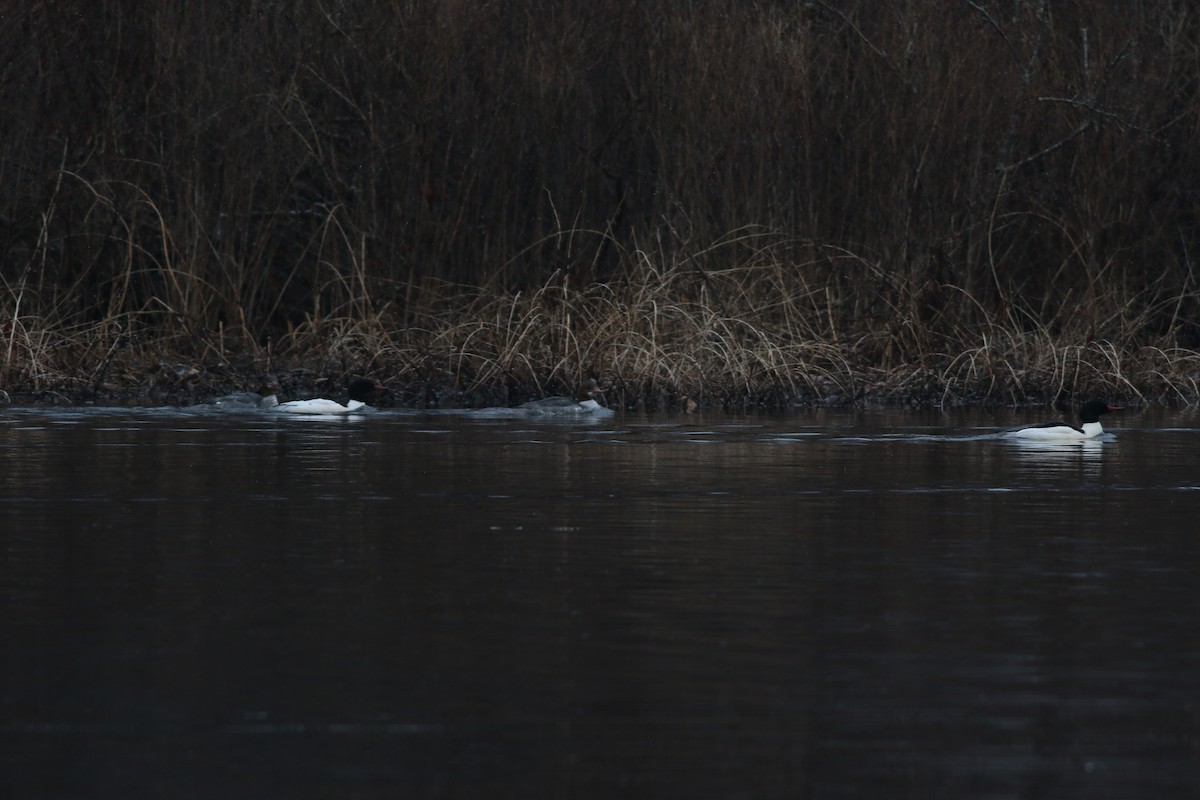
[1010,399,1122,440]
[205,391,280,409]
[274,378,381,415]
[519,380,612,416]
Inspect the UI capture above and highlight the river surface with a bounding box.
[2,403,1198,799]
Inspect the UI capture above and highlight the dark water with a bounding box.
[2,404,1198,799]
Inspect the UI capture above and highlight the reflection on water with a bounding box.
[1,405,1198,799]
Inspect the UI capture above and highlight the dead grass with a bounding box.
[6,229,1200,409]
[3,4,1200,407]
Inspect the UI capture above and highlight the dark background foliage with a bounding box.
[2,1,1199,398]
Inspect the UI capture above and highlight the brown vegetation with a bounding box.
[2,2,1200,408]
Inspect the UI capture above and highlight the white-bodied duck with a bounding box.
[1010,399,1122,440]
[274,378,382,415]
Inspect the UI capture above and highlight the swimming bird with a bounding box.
[519,380,611,416]
[1010,399,1122,440]
[274,378,381,415]
[205,391,280,409]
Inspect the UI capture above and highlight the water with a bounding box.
[2,404,1198,799]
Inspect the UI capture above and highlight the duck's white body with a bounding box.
[274,398,366,415]
[271,379,380,415]
[1010,400,1120,440]
[1010,421,1103,440]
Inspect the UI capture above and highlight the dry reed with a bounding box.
[2,3,1200,408]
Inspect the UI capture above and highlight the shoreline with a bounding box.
[6,272,1200,412]
[3,344,1197,411]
